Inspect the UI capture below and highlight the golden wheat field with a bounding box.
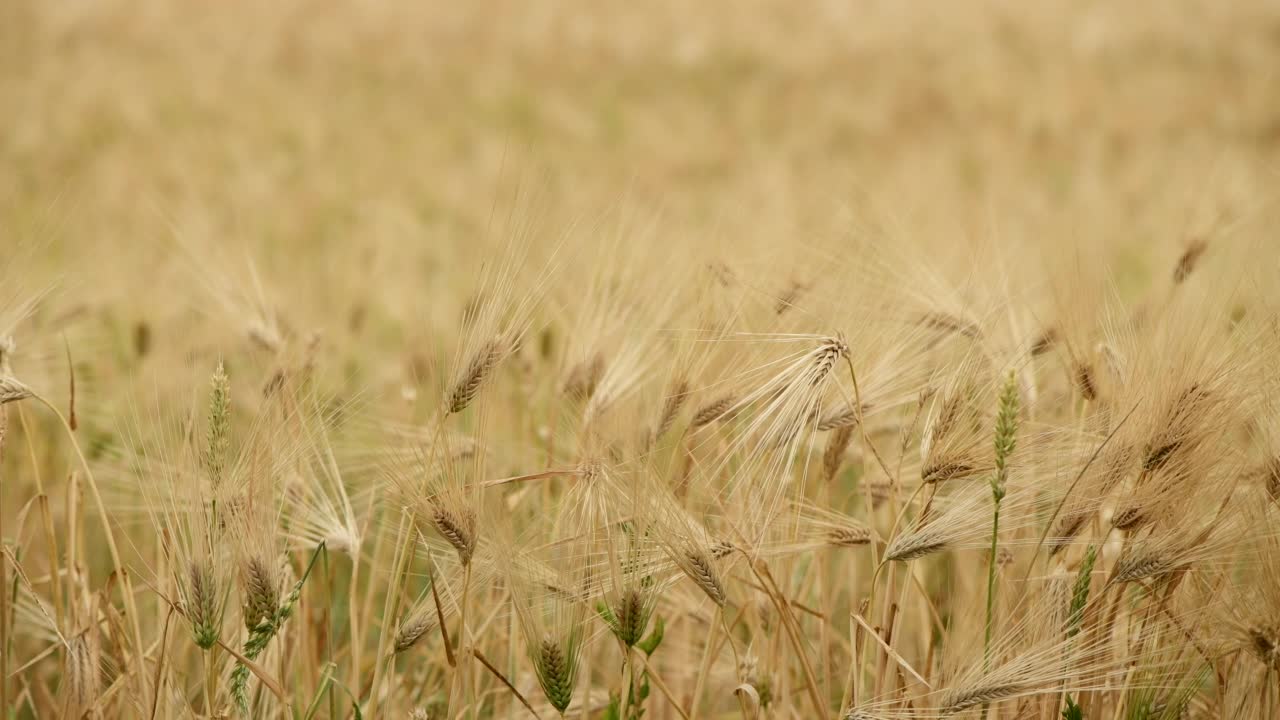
[4,1,1280,718]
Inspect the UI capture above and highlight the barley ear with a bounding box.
[610,589,651,647]
[992,371,1019,494]
[394,610,435,654]
[189,561,221,650]
[984,370,1019,665]
[65,631,101,715]
[654,380,690,439]
[939,682,1023,714]
[684,549,727,607]
[535,635,578,713]
[231,543,325,714]
[205,362,231,491]
[0,376,32,405]
[447,338,501,414]
[429,504,476,566]
[822,424,855,483]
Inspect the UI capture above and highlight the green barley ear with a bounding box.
[205,361,231,490]
[534,634,580,714]
[231,543,325,715]
[242,556,280,630]
[600,591,655,648]
[984,370,1020,664]
[1061,695,1084,720]
[992,370,1019,496]
[613,589,650,647]
[1066,545,1097,638]
[188,560,221,650]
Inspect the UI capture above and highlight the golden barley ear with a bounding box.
[64,630,101,715]
[774,278,809,315]
[884,535,948,563]
[822,424,855,483]
[1073,361,1098,401]
[447,338,502,414]
[1029,326,1057,356]
[683,548,728,607]
[827,525,872,547]
[811,337,849,386]
[654,379,690,439]
[919,311,983,340]
[842,711,887,720]
[1111,546,1173,585]
[428,503,477,566]
[817,403,867,432]
[691,394,737,427]
[394,609,436,654]
[1263,457,1280,506]
[562,351,606,401]
[1048,508,1091,557]
[0,376,31,405]
[921,461,974,484]
[938,682,1024,714]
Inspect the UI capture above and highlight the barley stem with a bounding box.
[983,498,1001,669]
[984,372,1019,670]
[31,392,148,700]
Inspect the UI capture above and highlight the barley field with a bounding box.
[4,1,1280,718]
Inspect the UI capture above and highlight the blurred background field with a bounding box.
[6,0,1280,404]
[5,1,1279,266]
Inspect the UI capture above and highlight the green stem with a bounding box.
[203,648,216,715]
[984,490,1002,669]
[322,544,337,720]
[622,646,636,719]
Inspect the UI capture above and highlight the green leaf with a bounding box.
[603,693,621,720]
[1062,695,1084,720]
[637,615,664,656]
[597,600,619,632]
[1067,545,1097,638]
[301,663,337,720]
[326,674,364,720]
